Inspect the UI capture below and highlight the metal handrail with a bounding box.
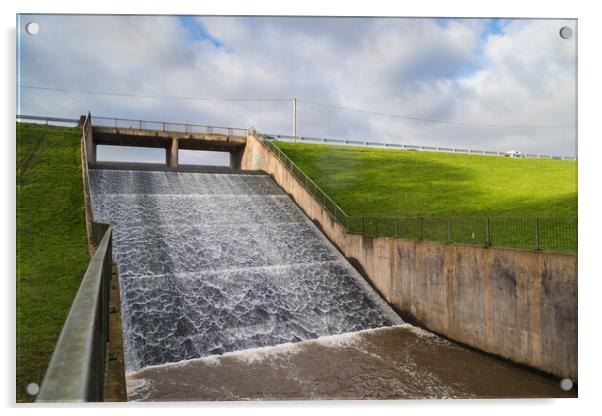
[258,134,350,229]
[16,114,80,124]
[268,133,577,161]
[15,114,576,160]
[36,112,114,402]
[80,112,98,250]
[36,225,112,402]
[91,116,248,137]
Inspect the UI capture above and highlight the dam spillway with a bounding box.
[89,168,403,374]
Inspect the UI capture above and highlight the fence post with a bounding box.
[448,218,452,242]
[419,217,423,240]
[395,218,399,238]
[139,120,142,129]
[486,218,492,247]
[163,122,166,132]
[535,218,541,250]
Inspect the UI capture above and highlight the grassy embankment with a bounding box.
[275,142,577,251]
[16,122,89,402]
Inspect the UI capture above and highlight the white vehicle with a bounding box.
[504,150,524,158]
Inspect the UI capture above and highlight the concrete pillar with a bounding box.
[84,123,96,164]
[229,147,244,170]
[168,138,178,167]
[89,144,96,164]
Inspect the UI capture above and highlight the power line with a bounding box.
[19,84,576,129]
[296,99,575,129]
[18,85,290,103]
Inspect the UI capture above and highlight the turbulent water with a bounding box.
[127,325,576,401]
[89,169,402,374]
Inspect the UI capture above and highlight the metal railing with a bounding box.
[266,133,577,161]
[16,114,80,125]
[15,114,576,160]
[81,113,98,250]
[36,113,115,402]
[259,135,350,228]
[258,134,577,253]
[91,116,248,137]
[36,225,113,402]
[350,216,577,252]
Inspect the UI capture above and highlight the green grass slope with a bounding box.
[16,122,89,402]
[275,142,577,251]
[276,142,577,217]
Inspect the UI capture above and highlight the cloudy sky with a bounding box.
[17,15,577,163]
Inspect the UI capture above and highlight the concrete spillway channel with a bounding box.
[89,168,573,401]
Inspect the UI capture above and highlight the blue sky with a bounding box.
[178,16,223,48]
[17,15,577,163]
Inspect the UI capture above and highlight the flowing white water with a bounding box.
[89,169,403,374]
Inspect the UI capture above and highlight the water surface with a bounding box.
[89,169,402,374]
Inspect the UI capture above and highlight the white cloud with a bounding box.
[17,15,577,161]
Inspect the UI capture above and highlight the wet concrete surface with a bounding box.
[127,324,576,401]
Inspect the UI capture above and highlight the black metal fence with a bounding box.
[259,134,577,253]
[348,216,577,252]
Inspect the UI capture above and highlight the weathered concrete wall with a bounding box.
[241,132,578,381]
[229,146,245,170]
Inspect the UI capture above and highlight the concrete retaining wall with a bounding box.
[241,133,578,381]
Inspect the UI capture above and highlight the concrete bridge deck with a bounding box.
[93,126,246,151]
[88,161,263,175]
[86,118,248,169]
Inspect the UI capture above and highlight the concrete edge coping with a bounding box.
[89,162,268,175]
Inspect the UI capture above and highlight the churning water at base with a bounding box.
[89,169,402,374]
[127,325,576,401]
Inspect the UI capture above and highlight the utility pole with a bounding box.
[292,97,297,142]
